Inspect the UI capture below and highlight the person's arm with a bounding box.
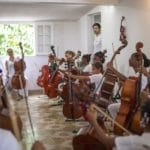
[86,104,115,149]
[5,61,9,78]
[68,73,90,81]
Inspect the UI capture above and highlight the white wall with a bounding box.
[78,0,150,76]
[54,21,80,57]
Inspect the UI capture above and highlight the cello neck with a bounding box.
[19,42,24,61]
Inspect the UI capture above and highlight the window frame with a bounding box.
[35,22,54,56]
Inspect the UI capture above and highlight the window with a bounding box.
[0,24,34,56]
[35,22,54,55]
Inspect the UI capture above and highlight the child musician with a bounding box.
[67,62,103,95]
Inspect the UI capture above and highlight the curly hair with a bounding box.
[92,62,103,72]
[94,51,105,63]
[82,54,91,63]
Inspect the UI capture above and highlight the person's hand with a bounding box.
[86,104,98,125]
[65,72,72,77]
[107,62,113,68]
[31,141,46,150]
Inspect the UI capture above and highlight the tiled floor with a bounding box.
[13,95,88,150]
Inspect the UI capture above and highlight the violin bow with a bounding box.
[0,73,22,140]
[93,105,131,135]
[18,43,46,149]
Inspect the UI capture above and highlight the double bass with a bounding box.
[97,16,128,108]
[11,42,26,89]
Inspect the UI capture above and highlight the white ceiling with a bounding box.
[0,3,96,21]
[0,0,120,21]
[0,0,120,5]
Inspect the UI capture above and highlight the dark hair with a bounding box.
[142,53,150,68]
[82,54,91,63]
[92,62,103,72]
[94,51,105,63]
[92,23,101,29]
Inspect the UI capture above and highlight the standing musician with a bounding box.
[80,101,150,150]
[67,62,103,95]
[5,48,28,100]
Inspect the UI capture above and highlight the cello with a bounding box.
[62,60,83,119]
[36,52,54,88]
[114,42,145,135]
[11,42,26,89]
[44,46,62,98]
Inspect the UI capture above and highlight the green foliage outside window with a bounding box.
[0,24,34,56]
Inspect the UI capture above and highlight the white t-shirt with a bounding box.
[83,64,92,73]
[93,34,102,53]
[90,33,102,63]
[0,128,20,150]
[89,73,103,94]
[128,68,148,91]
[115,133,150,150]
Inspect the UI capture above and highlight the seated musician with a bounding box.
[49,50,76,105]
[67,62,103,95]
[5,48,28,100]
[59,50,75,71]
[81,54,92,73]
[94,51,105,64]
[0,128,20,150]
[108,42,150,119]
[79,52,105,74]
[83,101,150,150]
[94,51,106,71]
